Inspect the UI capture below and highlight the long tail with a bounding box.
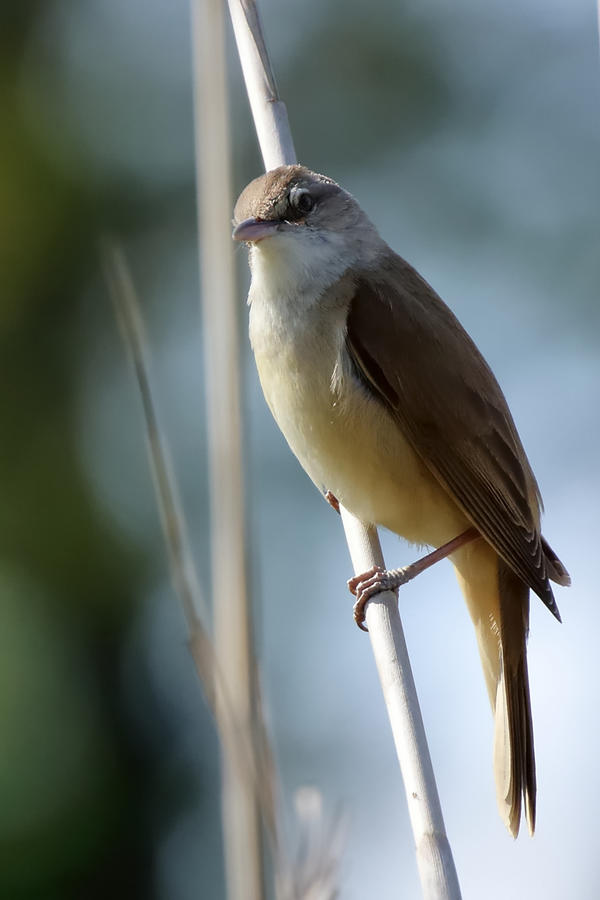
[452,542,536,837]
[495,560,535,836]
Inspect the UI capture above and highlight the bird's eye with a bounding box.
[289,186,314,215]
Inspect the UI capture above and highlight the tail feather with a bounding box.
[452,542,538,837]
[494,560,536,837]
[494,648,536,837]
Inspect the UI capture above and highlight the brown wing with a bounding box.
[345,254,561,620]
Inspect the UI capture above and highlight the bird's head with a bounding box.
[233,166,383,293]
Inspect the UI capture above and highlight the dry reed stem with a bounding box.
[227,1,462,896]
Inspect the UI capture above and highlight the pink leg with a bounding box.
[324,490,340,514]
[348,527,480,631]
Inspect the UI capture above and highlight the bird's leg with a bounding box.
[324,490,340,514]
[348,527,480,631]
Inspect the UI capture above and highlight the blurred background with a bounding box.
[1,0,598,897]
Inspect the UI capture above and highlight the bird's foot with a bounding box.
[347,527,480,632]
[348,565,410,631]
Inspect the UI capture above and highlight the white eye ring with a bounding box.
[289,186,314,214]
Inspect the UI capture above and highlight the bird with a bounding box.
[232,164,569,838]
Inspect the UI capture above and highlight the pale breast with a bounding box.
[249,290,467,548]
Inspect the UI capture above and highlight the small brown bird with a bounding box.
[232,165,569,837]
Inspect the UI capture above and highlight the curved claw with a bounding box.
[353,595,370,632]
[349,566,400,631]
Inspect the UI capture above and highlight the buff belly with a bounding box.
[250,301,469,551]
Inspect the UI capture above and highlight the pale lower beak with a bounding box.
[232,217,280,242]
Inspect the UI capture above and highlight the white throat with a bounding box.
[248,227,354,312]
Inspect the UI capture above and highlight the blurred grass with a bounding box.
[0,7,181,898]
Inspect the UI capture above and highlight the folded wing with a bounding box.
[344,254,565,617]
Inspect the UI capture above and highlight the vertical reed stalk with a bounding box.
[226,2,462,896]
[192,1,263,898]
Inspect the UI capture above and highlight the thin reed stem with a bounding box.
[227,2,462,896]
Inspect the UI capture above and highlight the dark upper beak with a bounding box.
[232,217,280,243]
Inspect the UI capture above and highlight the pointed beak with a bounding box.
[232,217,280,243]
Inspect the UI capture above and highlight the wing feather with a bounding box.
[345,255,561,619]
